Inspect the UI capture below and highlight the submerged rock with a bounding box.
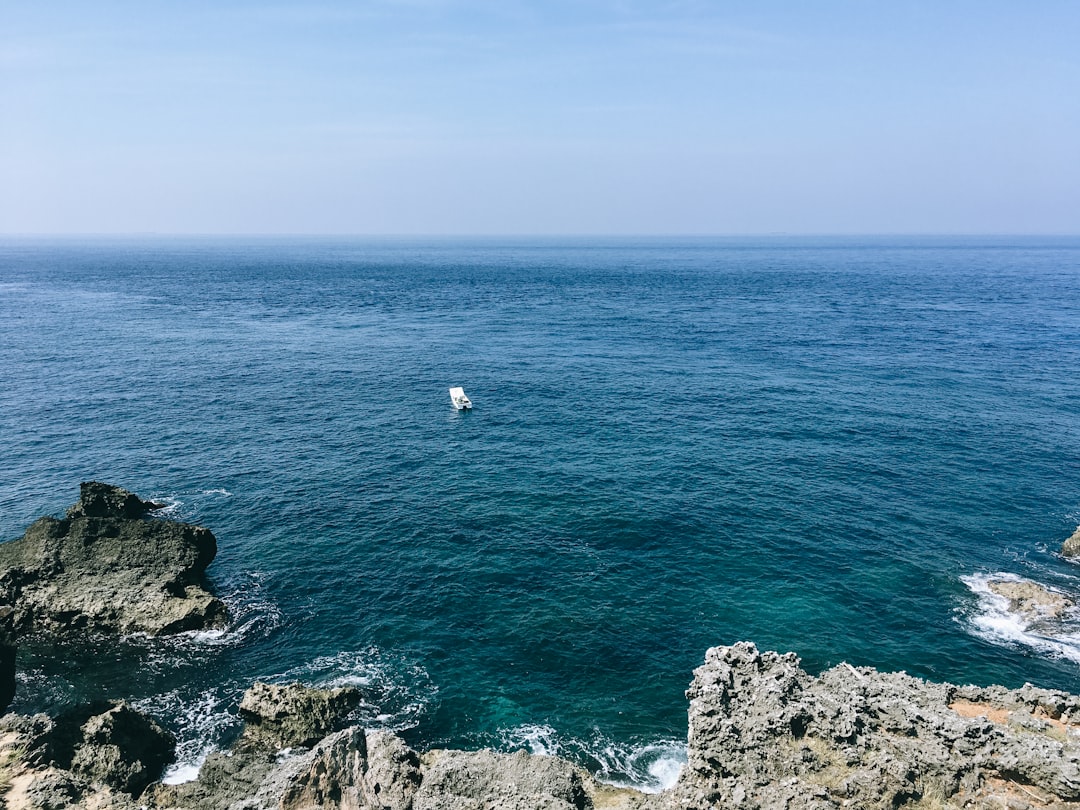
[0,482,227,637]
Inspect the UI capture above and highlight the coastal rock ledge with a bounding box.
[0,482,227,637]
[10,647,1080,810]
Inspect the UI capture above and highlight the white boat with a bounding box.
[449,387,472,410]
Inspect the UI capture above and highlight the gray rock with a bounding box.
[668,642,1080,810]
[237,682,363,750]
[413,748,592,810]
[987,577,1075,625]
[1064,526,1080,558]
[0,482,226,637]
[361,731,422,810]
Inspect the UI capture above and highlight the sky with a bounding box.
[1,1,1078,235]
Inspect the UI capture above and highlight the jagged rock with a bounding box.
[66,482,166,520]
[40,701,176,798]
[358,731,422,810]
[1064,526,1080,558]
[669,641,1080,810]
[413,748,594,810]
[0,709,162,810]
[69,702,176,796]
[0,482,226,637]
[238,682,363,750]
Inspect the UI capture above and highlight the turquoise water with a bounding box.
[2,236,1080,789]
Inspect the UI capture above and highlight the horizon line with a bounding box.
[2,232,1079,239]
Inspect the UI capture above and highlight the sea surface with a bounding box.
[2,235,1080,790]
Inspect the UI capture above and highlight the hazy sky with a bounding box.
[2,1,1078,234]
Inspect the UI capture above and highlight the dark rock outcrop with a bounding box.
[0,605,16,713]
[0,702,174,808]
[50,701,176,797]
[0,482,226,637]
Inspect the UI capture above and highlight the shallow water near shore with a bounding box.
[2,235,1080,789]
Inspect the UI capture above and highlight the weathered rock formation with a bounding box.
[0,482,227,637]
[0,701,174,810]
[1063,526,1080,558]
[148,682,646,810]
[238,682,363,750]
[13,648,1080,809]
[670,642,1080,810]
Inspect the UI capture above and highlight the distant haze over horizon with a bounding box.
[3,2,1078,236]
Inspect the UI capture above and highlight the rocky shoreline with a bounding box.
[4,484,1080,809]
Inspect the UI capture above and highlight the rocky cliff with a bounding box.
[0,482,227,638]
[8,647,1080,810]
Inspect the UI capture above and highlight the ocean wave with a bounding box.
[134,685,242,785]
[265,648,437,732]
[958,572,1080,664]
[147,487,232,521]
[150,572,283,659]
[497,724,686,794]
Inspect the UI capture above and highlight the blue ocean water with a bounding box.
[2,235,1080,789]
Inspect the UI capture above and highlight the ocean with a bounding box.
[2,235,1079,790]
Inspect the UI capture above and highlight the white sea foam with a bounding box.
[959,572,1080,664]
[135,686,242,786]
[162,761,204,785]
[148,572,283,658]
[266,648,437,732]
[498,724,686,794]
[148,487,232,521]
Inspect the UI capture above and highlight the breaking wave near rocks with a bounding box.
[959,572,1080,665]
[266,648,438,732]
[497,724,686,794]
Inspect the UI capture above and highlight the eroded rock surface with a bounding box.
[0,482,227,637]
[670,641,1080,810]
[1063,526,1080,558]
[0,702,174,810]
[238,682,362,750]
[148,682,649,810]
[18,648,1080,809]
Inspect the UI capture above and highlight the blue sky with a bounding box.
[2,1,1077,234]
